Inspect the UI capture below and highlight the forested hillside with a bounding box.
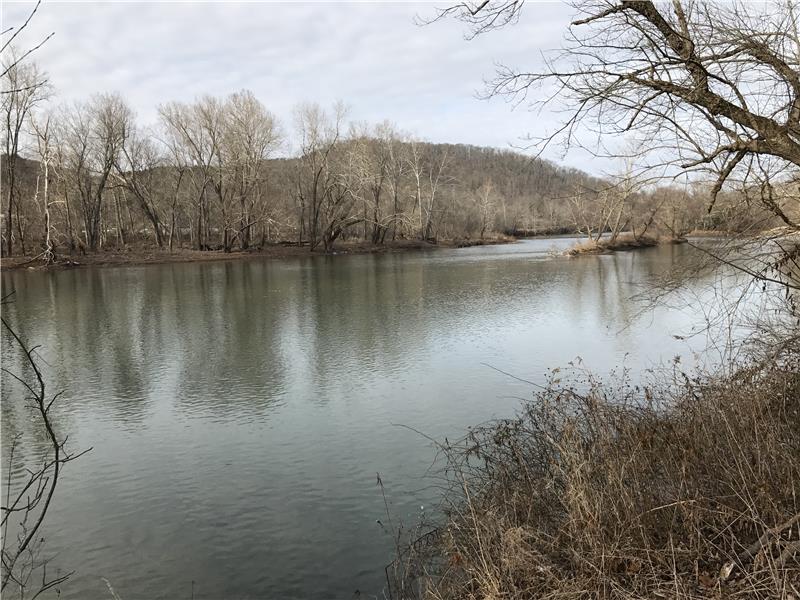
[2,83,760,259]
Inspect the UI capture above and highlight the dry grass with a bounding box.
[566,234,661,256]
[393,351,800,599]
[566,238,604,255]
[454,234,518,248]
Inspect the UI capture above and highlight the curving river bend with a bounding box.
[2,238,720,599]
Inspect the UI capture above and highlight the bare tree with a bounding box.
[439,1,800,222]
[1,313,90,598]
[0,0,53,86]
[294,102,362,251]
[30,114,56,263]
[473,179,497,240]
[294,101,335,249]
[2,55,48,256]
[351,122,406,244]
[222,90,282,250]
[159,100,218,250]
[385,126,410,241]
[60,94,132,251]
[408,140,450,241]
[116,124,167,248]
[320,147,362,252]
[163,146,187,252]
[194,96,233,251]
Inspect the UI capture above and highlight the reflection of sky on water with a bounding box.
[0,239,751,600]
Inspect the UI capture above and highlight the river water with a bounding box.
[1,238,721,599]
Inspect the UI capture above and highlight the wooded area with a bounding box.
[3,63,773,262]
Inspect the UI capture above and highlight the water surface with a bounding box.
[2,239,716,599]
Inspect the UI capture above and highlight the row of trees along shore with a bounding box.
[3,60,775,262]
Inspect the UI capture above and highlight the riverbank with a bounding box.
[395,346,800,598]
[0,235,516,271]
[565,233,676,256]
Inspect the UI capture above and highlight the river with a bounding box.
[1,238,721,599]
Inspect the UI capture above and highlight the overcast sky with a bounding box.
[1,1,605,170]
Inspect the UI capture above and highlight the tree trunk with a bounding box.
[64,187,75,253]
[5,163,14,256]
[114,190,126,248]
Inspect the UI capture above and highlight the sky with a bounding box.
[1,1,605,170]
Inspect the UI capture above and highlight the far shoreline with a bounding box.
[0,230,732,273]
[0,236,518,272]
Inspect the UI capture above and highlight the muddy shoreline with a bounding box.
[1,237,516,272]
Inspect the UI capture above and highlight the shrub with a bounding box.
[393,352,800,599]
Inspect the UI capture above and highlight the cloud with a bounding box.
[1,1,604,169]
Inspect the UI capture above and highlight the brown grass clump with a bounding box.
[393,352,800,599]
[603,232,660,250]
[565,234,661,256]
[454,234,518,248]
[565,239,604,255]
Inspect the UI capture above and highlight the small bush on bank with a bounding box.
[565,238,603,255]
[393,351,800,599]
[566,233,661,256]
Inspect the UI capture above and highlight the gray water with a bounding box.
[1,239,717,599]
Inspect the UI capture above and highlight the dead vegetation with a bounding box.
[565,233,662,256]
[392,348,800,599]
